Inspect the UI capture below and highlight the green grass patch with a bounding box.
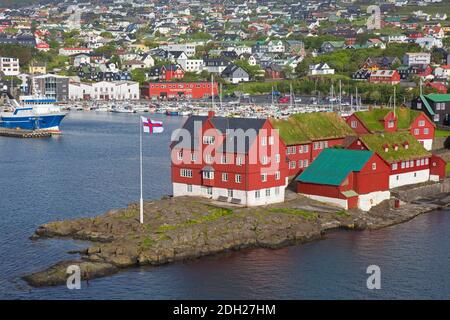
[271,112,354,145]
[119,208,138,220]
[141,237,155,249]
[156,224,177,233]
[269,208,318,220]
[446,163,450,174]
[335,210,351,218]
[154,207,233,233]
[435,130,450,138]
[354,107,421,131]
[360,131,431,163]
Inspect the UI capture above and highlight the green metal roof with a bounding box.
[296,149,373,186]
[420,95,436,116]
[426,93,450,103]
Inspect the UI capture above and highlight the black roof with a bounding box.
[170,116,266,154]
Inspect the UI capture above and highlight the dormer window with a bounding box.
[383,144,389,152]
[388,120,395,128]
[403,141,409,150]
[393,144,399,151]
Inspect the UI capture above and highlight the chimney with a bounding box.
[208,111,215,118]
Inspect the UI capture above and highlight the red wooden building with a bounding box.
[345,131,445,188]
[369,70,400,85]
[345,107,435,150]
[160,64,185,81]
[296,149,390,211]
[143,81,218,100]
[171,112,288,206]
[270,112,355,177]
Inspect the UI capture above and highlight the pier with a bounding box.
[0,128,52,138]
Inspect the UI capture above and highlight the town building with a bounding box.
[143,81,218,100]
[59,47,93,56]
[369,70,400,85]
[296,149,390,211]
[403,52,431,66]
[32,74,69,102]
[345,108,435,150]
[0,56,19,76]
[411,94,450,125]
[68,80,140,101]
[170,112,288,206]
[28,62,46,75]
[345,132,445,188]
[159,43,197,57]
[270,112,355,177]
[221,64,250,84]
[308,63,335,76]
[160,64,185,81]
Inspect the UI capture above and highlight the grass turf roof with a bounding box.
[354,107,422,131]
[270,112,354,145]
[360,131,431,163]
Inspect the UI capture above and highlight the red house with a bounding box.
[296,149,390,211]
[369,70,401,85]
[271,112,355,177]
[345,131,445,188]
[345,107,435,150]
[160,64,185,81]
[143,81,218,100]
[170,112,288,206]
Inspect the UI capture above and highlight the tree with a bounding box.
[131,68,147,84]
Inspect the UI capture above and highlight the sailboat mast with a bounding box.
[211,74,215,109]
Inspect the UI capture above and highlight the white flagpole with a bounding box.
[139,116,144,224]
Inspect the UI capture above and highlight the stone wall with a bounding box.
[392,179,450,202]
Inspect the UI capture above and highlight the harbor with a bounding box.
[1,111,450,299]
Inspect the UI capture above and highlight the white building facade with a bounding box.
[0,57,20,76]
[69,81,140,101]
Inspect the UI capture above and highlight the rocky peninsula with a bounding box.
[23,181,450,287]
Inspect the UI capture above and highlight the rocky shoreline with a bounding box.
[23,182,450,287]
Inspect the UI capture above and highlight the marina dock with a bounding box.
[0,128,52,138]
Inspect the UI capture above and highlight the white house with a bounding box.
[69,81,140,101]
[415,37,443,49]
[434,65,450,79]
[0,57,20,76]
[267,40,285,53]
[403,52,431,66]
[59,47,93,56]
[177,58,204,73]
[160,43,197,57]
[73,54,91,67]
[308,63,335,76]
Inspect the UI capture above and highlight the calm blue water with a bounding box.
[1,112,450,299]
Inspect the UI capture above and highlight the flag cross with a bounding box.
[143,119,163,134]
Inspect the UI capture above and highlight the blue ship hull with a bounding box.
[0,114,66,131]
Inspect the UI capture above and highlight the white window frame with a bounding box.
[203,171,214,180]
[235,174,242,183]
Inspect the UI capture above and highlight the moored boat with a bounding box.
[0,91,67,133]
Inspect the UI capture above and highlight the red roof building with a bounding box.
[369,70,401,85]
[296,148,391,211]
[143,81,218,100]
[160,64,185,81]
[345,108,435,150]
[170,112,288,206]
[345,132,445,189]
[271,113,355,178]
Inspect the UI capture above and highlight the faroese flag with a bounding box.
[141,116,164,134]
